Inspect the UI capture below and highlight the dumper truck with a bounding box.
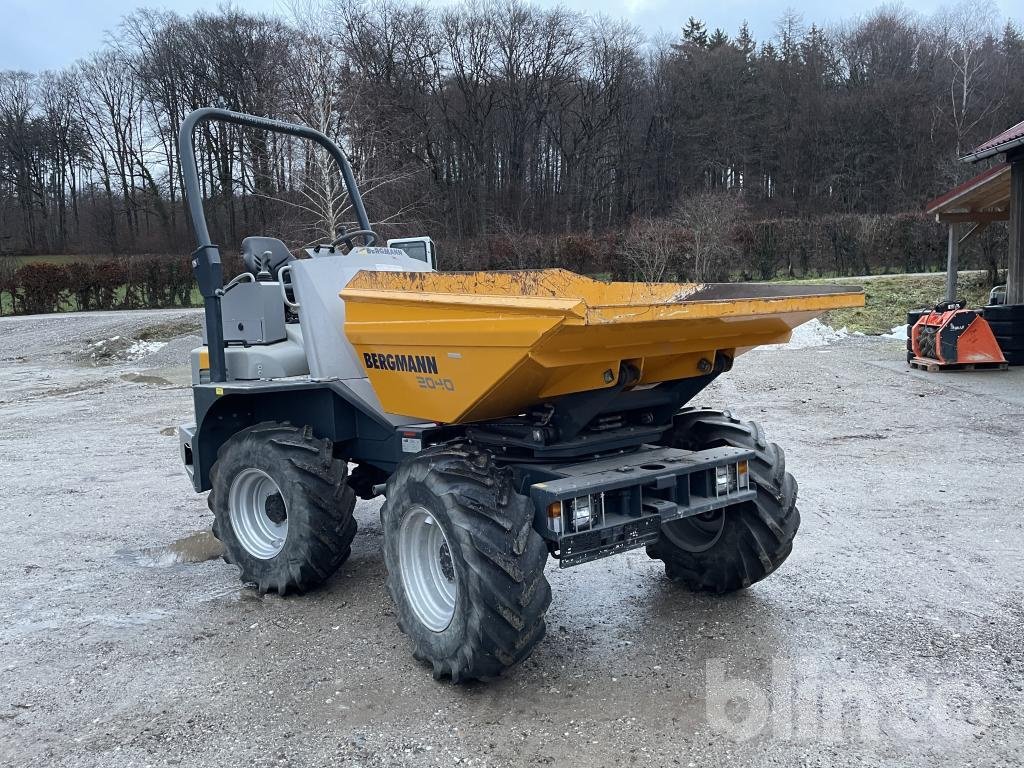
[177,109,865,681]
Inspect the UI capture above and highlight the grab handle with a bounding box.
[278,265,300,310]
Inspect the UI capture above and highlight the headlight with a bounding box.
[548,495,605,535]
[571,496,592,529]
[715,462,746,495]
[716,465,730,494]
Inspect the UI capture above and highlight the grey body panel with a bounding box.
[191,324,309,384]
[290,246,432,386]
[203,280,287,345]
[179,424,196,484]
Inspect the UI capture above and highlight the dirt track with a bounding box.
[1,309,1022,767]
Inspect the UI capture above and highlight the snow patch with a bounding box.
[881,324,909,340]
[83,336,167,364]
[760,318,849,350]
[126,340,167,360]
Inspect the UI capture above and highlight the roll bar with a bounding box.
[178,107,372,383]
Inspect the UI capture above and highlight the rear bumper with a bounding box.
[525,445,756,568]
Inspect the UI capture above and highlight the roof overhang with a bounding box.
[961,119,1024,162]
[924,163,1010,223]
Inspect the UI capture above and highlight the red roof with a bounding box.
[961,118,1024,162]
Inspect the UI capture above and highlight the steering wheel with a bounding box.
[330,228,378,250]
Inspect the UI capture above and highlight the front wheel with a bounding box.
[208,422,357,595]
[381,442,551,682]
[647,409,800,593]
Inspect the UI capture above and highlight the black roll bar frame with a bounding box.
[177,107,372,383]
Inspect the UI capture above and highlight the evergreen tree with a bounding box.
[681,17,708,48]
[736,21,756,61]
[708,29,729,49]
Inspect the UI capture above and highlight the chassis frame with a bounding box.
[181,353,753,567]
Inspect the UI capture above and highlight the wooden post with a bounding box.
[946,224,959,302]
[1008,153,1024,306]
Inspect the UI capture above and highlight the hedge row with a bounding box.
[0,254,243,315]
[0,212,1002,315]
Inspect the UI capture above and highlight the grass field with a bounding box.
[807,271,993,334]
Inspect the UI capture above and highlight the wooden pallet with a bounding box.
[908,356,1008,372]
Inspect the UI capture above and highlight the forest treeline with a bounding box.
[0,0,1022,297]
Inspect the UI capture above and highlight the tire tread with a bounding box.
[646,409,800,593]
[208,422,357,595]
[381,442,551,682]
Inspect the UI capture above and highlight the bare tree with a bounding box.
[621,218,682,284]
[673,191,742,281]
[933,0,1002,156]
[0,0,1022,277]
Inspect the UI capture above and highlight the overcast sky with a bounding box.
[3,0,1021,71]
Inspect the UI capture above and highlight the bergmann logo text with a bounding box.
[363,352,439,375]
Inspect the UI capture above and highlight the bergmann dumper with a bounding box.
[177,109,864,681]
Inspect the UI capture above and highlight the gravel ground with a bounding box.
[0,309,1022,768]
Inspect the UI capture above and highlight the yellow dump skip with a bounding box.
[342,269,864,424]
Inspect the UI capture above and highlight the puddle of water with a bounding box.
[123,529,224,567]
[10,608,176,637]
[121,372,173,386]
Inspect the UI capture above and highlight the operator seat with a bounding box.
[241,236,294,279]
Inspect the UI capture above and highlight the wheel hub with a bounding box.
[397,506,458,632]
[438,541,455,581]
[264,493,287,524]
[228,468,288,559]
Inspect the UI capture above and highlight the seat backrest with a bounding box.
[290,247,432,383]
[241,236,294,279]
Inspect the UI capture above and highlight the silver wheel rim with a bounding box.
[398,506,458,632]
[228,468,288,559]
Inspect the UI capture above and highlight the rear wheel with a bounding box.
[647,409,799,593]
[381,442,551,682]
[209,422,357,595]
